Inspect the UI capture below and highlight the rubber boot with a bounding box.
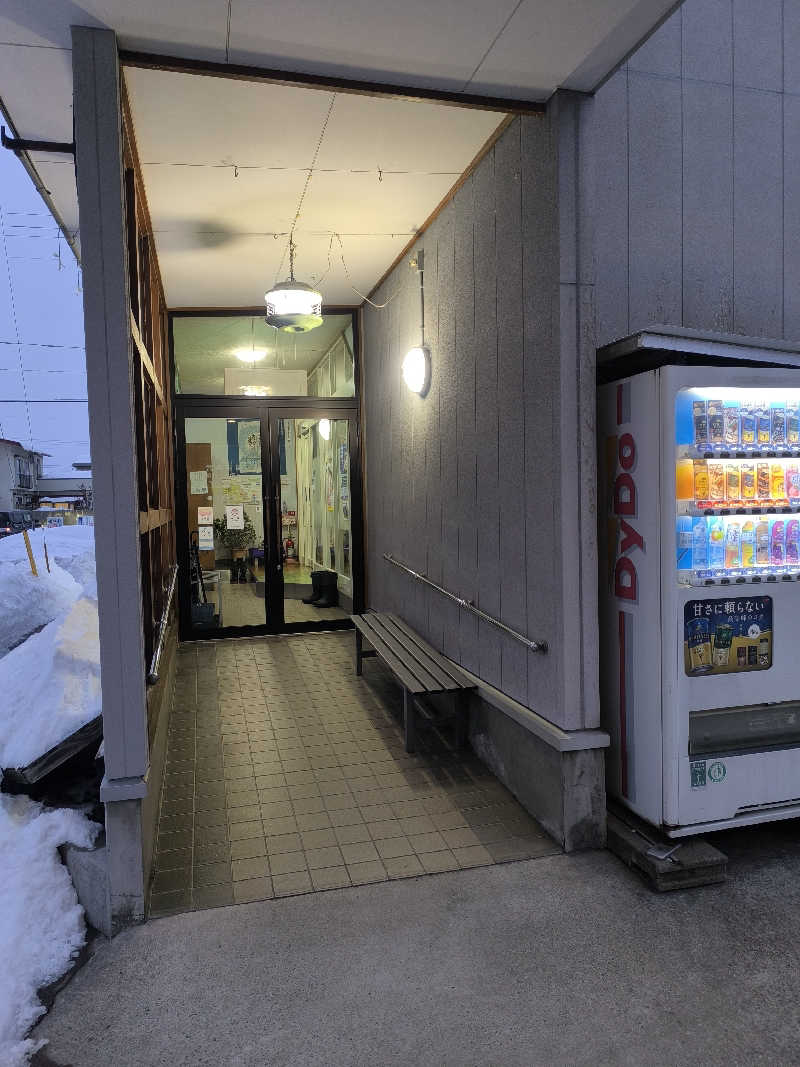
[239,558,249,583]
[230,560,239,583]
[314,570,339,609]
[302,570,324,604]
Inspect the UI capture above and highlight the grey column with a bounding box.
[72,26,147,927]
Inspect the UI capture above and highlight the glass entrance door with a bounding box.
[177,404,360,639]
[181,412,268,635]
[268,412,356,630]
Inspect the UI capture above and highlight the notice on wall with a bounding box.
[197,506,213,525]
[190,470,208,495]
[197,525,214,550]
[238,421,261,473]
[225,504,244,530]
[684,596,772,677]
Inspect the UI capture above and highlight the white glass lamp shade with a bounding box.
[264,280,323,333]
[318,418,331,441]
[402,346,431,396]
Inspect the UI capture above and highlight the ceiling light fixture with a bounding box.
[265,239,323,334]
[234,348,267,363]
[318,418,331,441]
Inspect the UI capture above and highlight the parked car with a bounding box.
[0,510,34,537]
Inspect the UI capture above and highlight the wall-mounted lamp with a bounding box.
[402,346,431,396]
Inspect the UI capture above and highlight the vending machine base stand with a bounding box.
[606,800,728,891]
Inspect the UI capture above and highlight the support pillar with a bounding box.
[72,26,149,931]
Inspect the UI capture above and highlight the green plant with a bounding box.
[213,512,256,553]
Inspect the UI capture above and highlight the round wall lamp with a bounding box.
[402,346,431,396]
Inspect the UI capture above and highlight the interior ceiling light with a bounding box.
[265,239,323,334]
[318,418,331,441]
[234,348,268,362]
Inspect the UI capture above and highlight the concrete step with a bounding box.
[607,802,727,891]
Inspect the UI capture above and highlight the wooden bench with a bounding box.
[351,611,477,753]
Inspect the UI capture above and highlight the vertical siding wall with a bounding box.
[363,102,599,731]
[594,0,800,347]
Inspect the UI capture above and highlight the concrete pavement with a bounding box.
[33,820,800,1066]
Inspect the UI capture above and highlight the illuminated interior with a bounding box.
[676,387,800,586]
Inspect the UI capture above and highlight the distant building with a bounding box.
[36,476,94,513]
[0,439,45,511]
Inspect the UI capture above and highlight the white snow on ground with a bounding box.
[0,527,100,769]
[0,795,100,1067]
[0,561,81,657]
[0,599,102,769]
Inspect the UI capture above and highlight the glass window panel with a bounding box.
[173,314,355,398]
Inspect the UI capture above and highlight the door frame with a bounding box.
[174,394,363,641]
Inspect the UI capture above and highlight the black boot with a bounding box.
[314,570,339,608]
[230,560,239,583]
[238,558,249,583]
[302,571,324,604]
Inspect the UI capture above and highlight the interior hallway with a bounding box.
[150,632,557,916]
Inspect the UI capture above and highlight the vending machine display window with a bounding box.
[675,387,800,586]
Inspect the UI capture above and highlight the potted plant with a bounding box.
[213,513,257,582]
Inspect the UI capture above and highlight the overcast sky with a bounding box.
[0,114,90,478]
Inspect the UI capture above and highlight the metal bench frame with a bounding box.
[352,611,476,753]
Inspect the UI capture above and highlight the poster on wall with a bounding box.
[189,470,208,495]
[225,504,244,530]
[197,525,214,549]
[197,506,213,525]
[237,421,261,473]
[338,442,350,527]
[684,596,773,676]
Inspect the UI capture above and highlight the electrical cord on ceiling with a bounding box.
[274,93,337,285]
[329,232,412,309]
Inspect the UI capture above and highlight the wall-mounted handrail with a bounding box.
[148,563,179,684]
[383,553,548,654]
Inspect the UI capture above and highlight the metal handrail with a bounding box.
[383,553,548,654]
[148,563,179,684]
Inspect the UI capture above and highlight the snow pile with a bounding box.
[0,527,100,769]
[0,794,100,1067]
[0,560,81,657]
[0,598,101,769]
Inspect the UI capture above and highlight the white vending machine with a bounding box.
[599,359,800,836]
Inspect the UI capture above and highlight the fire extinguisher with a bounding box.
[284,536,296,559]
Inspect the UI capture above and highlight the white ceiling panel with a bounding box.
[297,170,455,236]
[0,43,73,142]
[125,68,335,168]
[0,0,227,58]
[227,0,521,91]
[314,92,501,173]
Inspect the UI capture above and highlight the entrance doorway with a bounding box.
[175,403,362,639]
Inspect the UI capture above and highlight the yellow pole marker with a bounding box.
[23,529,38,577]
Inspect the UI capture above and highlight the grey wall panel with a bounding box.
[682,79,734,332]
[627,5,682,76]
[494,122,528,703]
[454,178,480,669]
[472,148,503,689]
[682,0,732,84]
[733,88,783,338]
[733,0,782,92]
[785,95,800,340]
[628,71,683,330]
[785,0,800,94]
[593,71,629,348]
[593,0,798,349]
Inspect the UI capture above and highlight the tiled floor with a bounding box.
[205,580,349,628]
[149,632,559,917]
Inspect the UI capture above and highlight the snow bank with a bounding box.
[0,526,97,600]
[0,560,81,657]
[0,794,100,1067]
[0,598,101,769]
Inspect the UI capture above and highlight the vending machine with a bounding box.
[599,358,800,836]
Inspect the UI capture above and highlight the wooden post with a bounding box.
[22,530,38,577]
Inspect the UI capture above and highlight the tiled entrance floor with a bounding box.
[149,632,559,917]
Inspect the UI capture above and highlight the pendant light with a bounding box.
[265,239,323,334]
